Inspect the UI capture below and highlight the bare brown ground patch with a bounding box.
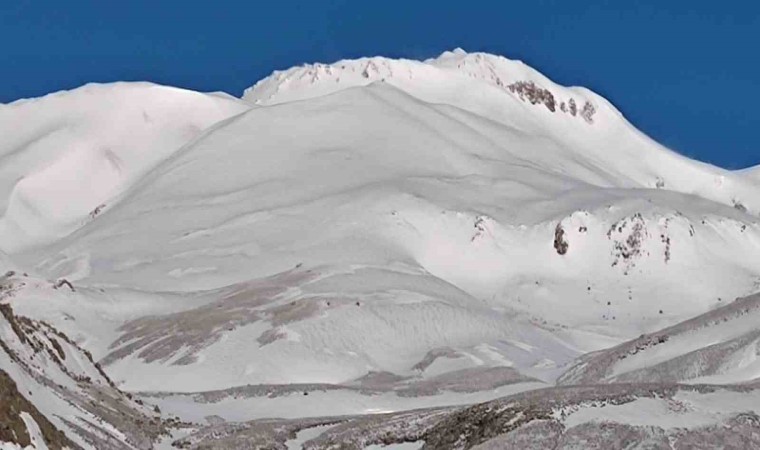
[0,368,75,449]
[103,269,319,366]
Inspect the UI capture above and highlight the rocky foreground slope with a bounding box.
[1,273,168,449]
[169,383,760,449]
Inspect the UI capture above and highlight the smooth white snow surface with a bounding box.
[0,82,248,252]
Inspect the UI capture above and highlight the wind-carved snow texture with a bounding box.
[1,48,760,448]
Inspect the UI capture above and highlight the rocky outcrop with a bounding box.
[554,223,569,255]
[507,81,556,112]
[0,369,74,450]
[507,81,596,123]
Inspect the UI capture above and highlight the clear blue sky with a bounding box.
[2,1,758,169]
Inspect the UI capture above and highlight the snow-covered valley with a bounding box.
[1,49,759,449]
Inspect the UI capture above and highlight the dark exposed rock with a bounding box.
[580,101,596,123]
[53,278,75,292]
[733,199,748,213]
[554,223,569,255]
[0,369,75,450]
[507,81,556,112]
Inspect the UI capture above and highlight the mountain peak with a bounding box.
[242,49,600,129]
[438,47,469,58]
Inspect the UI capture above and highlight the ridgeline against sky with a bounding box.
[1,0,757,169]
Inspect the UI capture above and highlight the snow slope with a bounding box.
[244,49,760,215]
[0,275,165,449]
[738,164,760,182]
[558,292,760,386]
[0,82,248,253]
[171,383,760,449]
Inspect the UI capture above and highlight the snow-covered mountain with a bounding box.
[0,83,248,253]
[245,49,760,213]
[1,49,759,448]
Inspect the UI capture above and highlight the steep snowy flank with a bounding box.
[0,82,248,252]
[244,49,760,215]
